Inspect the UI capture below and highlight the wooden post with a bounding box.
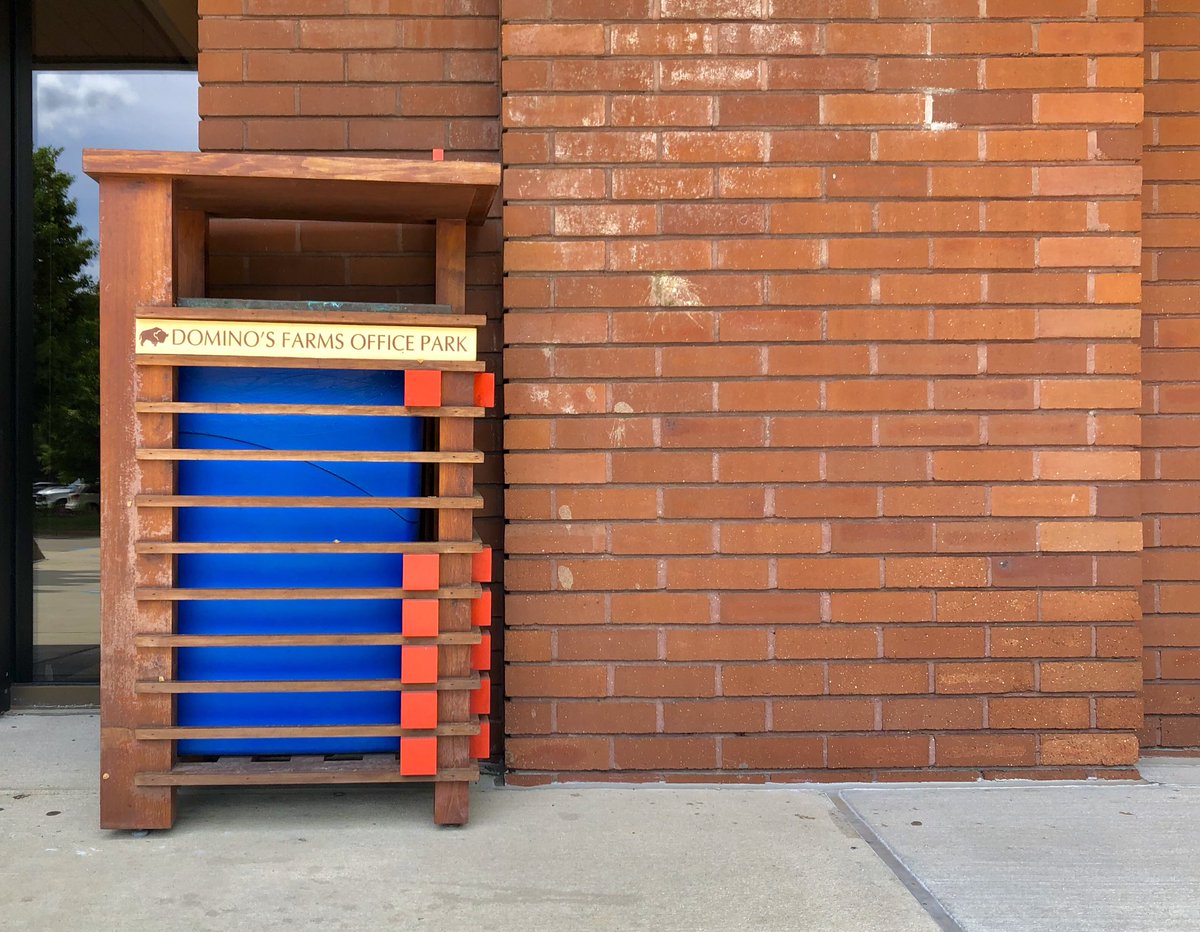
[99,178,177,830]
[433,219,473,826]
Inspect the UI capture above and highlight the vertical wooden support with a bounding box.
[433,219,473,826]
[174,208,207,300]
[99,179,177,830]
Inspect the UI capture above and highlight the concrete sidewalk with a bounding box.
[1,711,1197,932]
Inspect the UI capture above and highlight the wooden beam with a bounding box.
[433,218,474,827]
[135,402,484,418]
[99,176,177,831]
[134,539,483,555]
[136,449,484,464]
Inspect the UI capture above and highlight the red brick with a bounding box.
[557,702,657,735]
[723,664,825,697]
[829,663,929,695]
[1040,734,1139,767]
[666,629,769,661]
[831,592,934,623]
[506,666,608,698]
[990,697,1091,730]
[776,628,878,660]
[1040,662,1143,693]
[822,94,924,126]
[611,593,710,625]
[936,734,1036,768]
[719,592,822,625]
[664,701,766,734]
[883,698,984,731]
[828,736,930,769]
[506,738,610,771]
[935,662,1034,694]
[614,737,718,770]
[723,736,825,769]
[774,699,875,732]
[613,665,718,698]
[779,558,882,590]
[884,628,986,659]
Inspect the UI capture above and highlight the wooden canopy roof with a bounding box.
[82,150,501,226]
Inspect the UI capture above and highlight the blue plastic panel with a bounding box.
[176,367,422,755]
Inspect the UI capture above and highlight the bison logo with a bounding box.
[139,327,169,347]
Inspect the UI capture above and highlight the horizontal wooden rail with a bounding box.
[135,539,483,555]
[136,762,481,787]
[135,402,484,418]
[135,633,481,648]
[136,355,486,372]
[135,723,479,740]
[136,494,484,510]
[136,448,483,464]
[136,585,481,601]
[143,302,485,329]
[135,676,480,694]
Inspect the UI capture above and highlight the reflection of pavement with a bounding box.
[34,536,99,647]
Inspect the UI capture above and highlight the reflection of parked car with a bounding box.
[64,483,100,512]
[34,479,86,511]
[33,481,57,494]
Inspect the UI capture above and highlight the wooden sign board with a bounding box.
[135,317,478,363]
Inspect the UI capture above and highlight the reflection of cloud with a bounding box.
[36,73,138,136]
[34,69,198,276]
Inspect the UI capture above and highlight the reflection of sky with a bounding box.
[34,70,199,275]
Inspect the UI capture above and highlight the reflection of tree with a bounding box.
[33,146,99,482]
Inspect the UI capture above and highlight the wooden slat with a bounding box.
[136,762,480,787]
[136,494,483,509]
[135,633,481,648]
[136,584,481,601]
[135,676,480,694]
[135,355,486,372]
[136,401,483,418]
[135,723,480,740]
[143,302,485,329]
[136,448,484,464]
[135,539,483,555]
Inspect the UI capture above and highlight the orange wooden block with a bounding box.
[470,719,490,760]
[472,546,493,583]
[404,553,440,591]
[471,588,492,627]
[471,632,491,673]
[405,369,442,407]
[470,676,491,715]
[401,690,438,730]
[402,598,439,638]
[474,372,495,408]
[400,736,437,776]
[401,645,438,684]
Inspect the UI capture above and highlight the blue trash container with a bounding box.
[175,366,423,756]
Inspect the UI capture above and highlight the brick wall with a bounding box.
[195,0,506,746]
[1143,0,1200,750]
[198,1,1152,779]
[501,2,1146,781]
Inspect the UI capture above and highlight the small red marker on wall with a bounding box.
[432,148,444,161]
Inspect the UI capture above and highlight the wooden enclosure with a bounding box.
[83,151,500,830]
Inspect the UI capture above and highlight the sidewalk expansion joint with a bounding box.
[832,792,963,932]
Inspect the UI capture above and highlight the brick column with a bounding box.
[1143,1,1200,751]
